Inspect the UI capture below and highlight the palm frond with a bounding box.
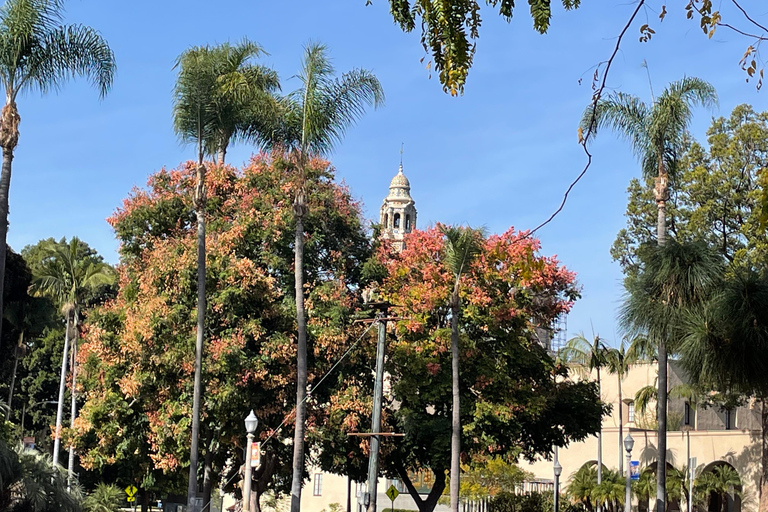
[440,225,486,281]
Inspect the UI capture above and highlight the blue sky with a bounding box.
[6,0,766,345]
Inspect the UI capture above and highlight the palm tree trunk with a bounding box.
[6,331,22,420]
[450,292,461,512]
[597,368,603,512]
[759,398,768,512]
[0,101,20,347]
[202,447,213,512]
[655,161,669,512]
[290,200,308,512]
[188,162,207,512]
[67,311,79,491]
[657,337,668,512]
[53,314,71,467]
[618,374,623,475]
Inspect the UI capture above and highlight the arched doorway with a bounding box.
[696,461,742,512]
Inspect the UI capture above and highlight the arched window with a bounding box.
[394,213,401,229]
[405,214,411,231]
[384,213,389,227]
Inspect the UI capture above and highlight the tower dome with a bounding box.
[380,162,417,251]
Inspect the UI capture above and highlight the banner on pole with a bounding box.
[630,461,640,481]
[250,442,261,467]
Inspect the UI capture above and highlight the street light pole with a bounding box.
[553,448,562,512]
[243,410,258,512]
[624,434,634,512]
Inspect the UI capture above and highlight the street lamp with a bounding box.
[243,410,258,512]
[553,458,562,512]
[624,434,634,512]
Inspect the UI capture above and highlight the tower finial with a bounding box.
[399,142,404,170]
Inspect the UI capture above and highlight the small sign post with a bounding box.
[125,485,138,512]
[386,485,399,511]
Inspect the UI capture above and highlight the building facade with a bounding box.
[379,164,417,251]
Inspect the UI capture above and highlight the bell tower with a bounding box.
[380,163,417,251]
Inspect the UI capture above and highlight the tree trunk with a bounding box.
[0,101,20,348]
[290,201,308,512]
[396,464,446,512]
[202,447,214,512]
[618,373,623,475]
[67,313,78,491]
[759,398,768,512]
[450,292,461,512]
[52,313,71,467]
[597,369,602,512]
[188,161,207,512]
[657,337,668,512]
[6,331,22,419]
[655,162,669,512]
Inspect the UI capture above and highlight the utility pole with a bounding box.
[366,307,388,512]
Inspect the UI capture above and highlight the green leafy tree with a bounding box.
[585,77,717,512]
[28,237,114,482]
[0,0,115,347]
[267,42,383,512]
[612,104,768,276]
[441,225,486,512]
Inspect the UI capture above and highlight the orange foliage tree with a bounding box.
[73,153,373,510]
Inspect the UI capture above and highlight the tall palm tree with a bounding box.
[583,78,717,512]
[173,41,280,511]
[561,333,609,510]
[677,268,768,512]
[441,225,486,512]
[620,240,722,512]
[267,42,383,512]
[173,39,280,165]
[29,237,114,488]
[0,0,115,345]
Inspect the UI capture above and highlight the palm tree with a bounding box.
[695,466,742,512]
[583,77,717,512]
[173,41,280,511]
[29,237,115,488]
[268,42,383,512]
[620,240,722,512]
[568,464,598,512]
[0,0,115,345]
[677,268,768,512]
[561,333,609,510]
[173,39,280,165]
[441,225,486,512]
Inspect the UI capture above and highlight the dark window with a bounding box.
[313,473,323,496]
[724,409,733,430]
[685,402,691,426]
[394,213,401,229]
[628,402,635,423]
[405,214,411,231]
[384,213,389,227]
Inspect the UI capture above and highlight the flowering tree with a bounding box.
[317,226,607,512]
[73,153,372,512]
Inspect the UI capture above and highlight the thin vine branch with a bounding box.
[529,0,647,235]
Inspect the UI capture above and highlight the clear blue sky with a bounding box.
[6,0,765,345]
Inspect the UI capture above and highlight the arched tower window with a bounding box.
[384,213,389,228]
[394,213,401,229]
[405,214,411,231]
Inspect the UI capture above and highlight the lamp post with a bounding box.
[243,410,258,512]
[553,456,562,512]
[624,434,634,512]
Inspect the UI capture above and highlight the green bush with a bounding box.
[84,483,125,512]
[489,491,557,512]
